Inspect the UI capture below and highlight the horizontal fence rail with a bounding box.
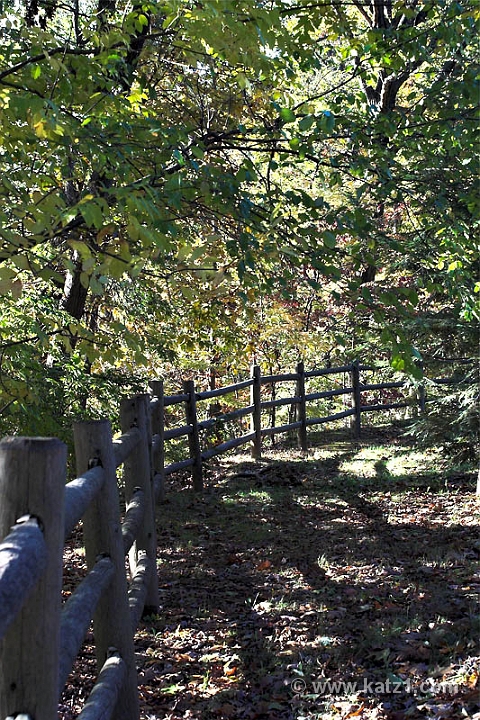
[0,516,47,640]
[0,357,473,719]
[153,358,473,484]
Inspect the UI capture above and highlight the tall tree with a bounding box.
[0,0,477,433]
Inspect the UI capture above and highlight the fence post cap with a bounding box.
[0,436,66,448]
[73,418,111,429]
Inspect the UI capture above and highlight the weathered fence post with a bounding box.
[351,360,362,439]
[184,379,203,492]
[418,383,426,413]
[269,367,277,447]
[296,361,308,451]
[250,364,262,459]
[73,420,140,720]
[121,394,159,615]
[414,360,426,415]
[150,380,166,503]
[0,437,66,720]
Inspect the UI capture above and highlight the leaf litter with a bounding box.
[59,428,479,719]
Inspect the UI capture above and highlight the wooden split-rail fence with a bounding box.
[0,359,470,719]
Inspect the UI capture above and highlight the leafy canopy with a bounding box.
[0,0,478,433]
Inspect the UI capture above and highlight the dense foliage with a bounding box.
[0,0,478,440]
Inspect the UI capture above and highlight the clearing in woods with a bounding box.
[61,427,479,720]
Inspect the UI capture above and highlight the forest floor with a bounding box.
[60,426,479,720]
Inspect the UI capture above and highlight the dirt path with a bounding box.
[137,433,479,719]
[61,431,479,719]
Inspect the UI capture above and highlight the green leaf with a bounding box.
[191,145,204,159]
[280,108,296,123]
[299,115,314,131]
[391,355,405,371]
[80,201,104,229]
[322,231,336,248]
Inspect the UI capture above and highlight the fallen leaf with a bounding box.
[345,704,365,718]
[256,560,272,570]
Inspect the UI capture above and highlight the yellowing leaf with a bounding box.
[96,224,116,243]
[33,119,47,138]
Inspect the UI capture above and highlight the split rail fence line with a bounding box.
[0,359,470,720]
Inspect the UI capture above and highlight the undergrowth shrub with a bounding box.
[407,365,479,464]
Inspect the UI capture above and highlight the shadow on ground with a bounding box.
[135,429,478,720]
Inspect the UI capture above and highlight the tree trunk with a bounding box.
[62,263,88,321]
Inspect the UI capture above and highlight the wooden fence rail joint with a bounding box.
[16,513,44,533]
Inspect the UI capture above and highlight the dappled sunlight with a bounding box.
[116,433,479,718]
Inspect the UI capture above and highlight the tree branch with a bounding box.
[0,46,98,82]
